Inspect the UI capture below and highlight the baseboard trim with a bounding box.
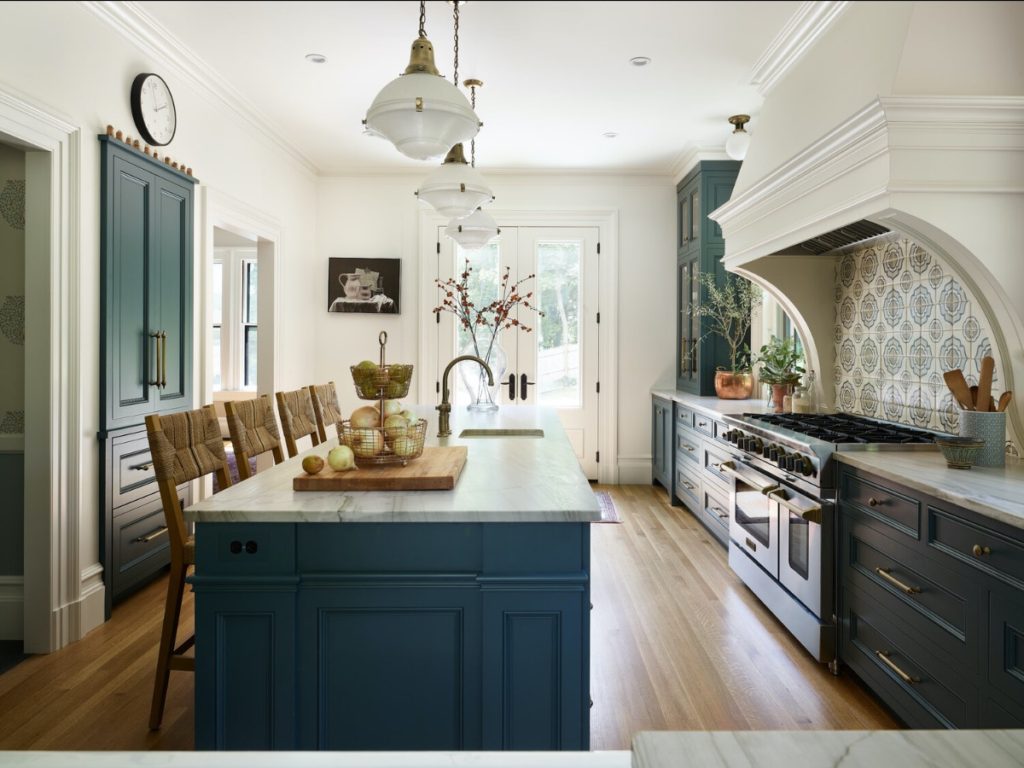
[617,456,652,485]
[75,563,106,639]
[0,576,24,641]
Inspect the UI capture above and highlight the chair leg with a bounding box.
[149,561,187,730]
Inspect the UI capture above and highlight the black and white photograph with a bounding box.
[327,257,400,314]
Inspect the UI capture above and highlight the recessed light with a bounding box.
[603,132,619,139]
[305,53,327,64]
[629,56,651,67]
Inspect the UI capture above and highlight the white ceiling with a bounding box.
[138,0,801,175]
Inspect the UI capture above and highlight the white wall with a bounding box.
[0,2,318,628]
[315,173,675,476]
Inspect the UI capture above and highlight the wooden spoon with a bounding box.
[977,356,995,412]
[997,391,1013,412]
[944,369,974,410]
[970,385,979,409]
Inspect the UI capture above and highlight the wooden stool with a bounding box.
[275,387,321,458]
[224,395,286,480]
[309,381,343,443]
[144,405,231,730]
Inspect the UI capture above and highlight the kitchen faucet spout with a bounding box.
[437,355,494,437]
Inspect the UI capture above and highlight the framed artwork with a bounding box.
[327,257,401,314]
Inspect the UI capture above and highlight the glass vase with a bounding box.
[460,337,507,412]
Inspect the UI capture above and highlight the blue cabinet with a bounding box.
[191,522,591,750]
[652,395,672,493]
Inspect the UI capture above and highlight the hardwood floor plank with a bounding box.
[0,484,896,752]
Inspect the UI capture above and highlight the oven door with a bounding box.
[773,485,827,618]
[724,460,780,579]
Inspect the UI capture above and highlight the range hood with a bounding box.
[773,220,889,257]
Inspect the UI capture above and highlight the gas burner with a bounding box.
[741,412,937,445]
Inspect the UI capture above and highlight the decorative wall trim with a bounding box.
[749,1,851,96]
[0,576,24,641]
[616,456,651,486]
[79,0,318,175]
[669,144,729,186]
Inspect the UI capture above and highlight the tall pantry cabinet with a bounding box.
[98,136,197,616]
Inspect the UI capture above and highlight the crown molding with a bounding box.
[79,0,318,175]
[668,143,729,184]
[749,1,851,96]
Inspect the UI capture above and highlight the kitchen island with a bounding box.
[185,406,601,751]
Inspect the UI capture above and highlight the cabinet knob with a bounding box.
[229,540,242,554]
[868,497,879,507]
[245,540,259,554]
[971,544,991,558]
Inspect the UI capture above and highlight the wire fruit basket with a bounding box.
[341,331,425,465]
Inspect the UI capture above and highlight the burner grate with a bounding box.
[743,412,936,445]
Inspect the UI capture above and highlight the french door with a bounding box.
[432,226,600,479]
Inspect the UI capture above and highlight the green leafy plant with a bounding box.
[755,335,805,385]
[692,272,762,373]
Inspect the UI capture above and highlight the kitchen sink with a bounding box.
[458,428,545,438]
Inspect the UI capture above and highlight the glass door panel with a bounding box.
[451,240,504,407]
[535,241,581,408]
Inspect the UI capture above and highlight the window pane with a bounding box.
[536,241,581,407]
[212,262,223,326]
[244,326,257,388]
[244,260,258,324]
[212,325,222,390]
[451,241,501,406]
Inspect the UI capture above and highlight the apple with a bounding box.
[386,380,405,398]
[350,405,380,429]
[399,409,416,423]
[327,445,356,471]
[383,414,409,439]
[380,399,403,418]
[354,360,378,374]
[301,455,325,475]
[351,429,385,458]
[392,436,419,458]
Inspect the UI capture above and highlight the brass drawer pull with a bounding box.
[971,544,992,558]
[868,497,880,507]
[681,480,695,491]
[875,650,919,684]
[875,567,921,595]
[129,461,153,472]
[768,489,823,524]
[148,331,161,386]
[711,505,728,520]
[133,526,168,544]
[682,444,696,453]
[697,420,708,428]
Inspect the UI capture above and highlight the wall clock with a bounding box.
[130,73,177,146]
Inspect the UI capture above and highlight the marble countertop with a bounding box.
[650,388,772,418]
[836,451,1024,530]
[632,730,1024,768]
[185,405,601,525]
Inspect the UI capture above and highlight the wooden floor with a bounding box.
[0,484,896,751]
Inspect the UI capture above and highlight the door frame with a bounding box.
[418,208,620,484]
[0,88,88,652]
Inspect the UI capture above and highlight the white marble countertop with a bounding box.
[650,388,772,418]
[185,405,601,524]
[836,450,1024,530]
[632,730,1024,768]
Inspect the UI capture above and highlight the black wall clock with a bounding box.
[130,73,177,146]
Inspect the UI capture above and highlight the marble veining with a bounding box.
[835,451,1024,530]
[632,730,1024,768]
[185,406,601,524]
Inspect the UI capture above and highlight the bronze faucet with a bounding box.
[437,355,494,437]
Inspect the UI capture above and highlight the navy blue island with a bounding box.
[184,406,601,751]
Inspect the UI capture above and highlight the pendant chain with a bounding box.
[470,85,476,167]
[418,0,426,37]
[453,1,460,85]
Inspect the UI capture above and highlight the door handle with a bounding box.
[160,331,168,388]
[508,373,517,401]
[520,373,534,401]
[768,488,822,525]
[149,331,161,386]
[715,461,780,495]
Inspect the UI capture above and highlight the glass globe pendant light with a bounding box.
[363,0,480,161]
[416,142,494,218]
[446,207,500,250]
[725,114,751,161]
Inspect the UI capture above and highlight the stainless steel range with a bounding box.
[715,412,940,672]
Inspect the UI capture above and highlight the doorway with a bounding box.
[431,225,601,479]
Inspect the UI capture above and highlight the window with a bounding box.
[213,248,258,391]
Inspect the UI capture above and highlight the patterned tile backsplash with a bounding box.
[833,236,1002,434]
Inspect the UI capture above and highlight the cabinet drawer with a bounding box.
[843,514,975,666]
[693,413,715,437]
[112,491,184,597]
[111,430,158,509]
[701,441,733,493]
[928,509,1024,590]
[701,485,729,545]
[675,403,695,429]
[674,462,701,512]
[840,469,920,540]
[842,584,974,728]
[988,589,1024,709]
[674,424,701,468]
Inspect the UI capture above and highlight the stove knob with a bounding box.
[797,456,815,476]
[738,437,750,451]
[783,455,797,472]
[768,447,780,461]
[776,451,788,469]
[761,444,773,459]
[749,437,763,453]
[726,430,739,443]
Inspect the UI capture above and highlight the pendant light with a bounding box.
[414,6,494,219]
[445,79,499,250]
[363,0,480,161]
[725,114,751,161]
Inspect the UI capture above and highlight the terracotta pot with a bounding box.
[715,371,753,400]
[770,383,792,413]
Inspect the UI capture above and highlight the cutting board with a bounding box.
[293,446,468,492]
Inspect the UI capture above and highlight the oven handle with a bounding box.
[768,488,822,525]
[714,461,780,495]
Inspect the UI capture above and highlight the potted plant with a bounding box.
[755,335,805,412]
[693,272,761,399]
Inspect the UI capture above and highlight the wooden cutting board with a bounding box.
[293,446,468,492]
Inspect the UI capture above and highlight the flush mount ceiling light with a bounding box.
[629,56,651,66]
[725,114,751,161]
[446,207,500,250]
[603,131,619,138]
[305,53,327,64]
[363,0,480,161]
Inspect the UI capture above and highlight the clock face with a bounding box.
[130,73,177,146]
